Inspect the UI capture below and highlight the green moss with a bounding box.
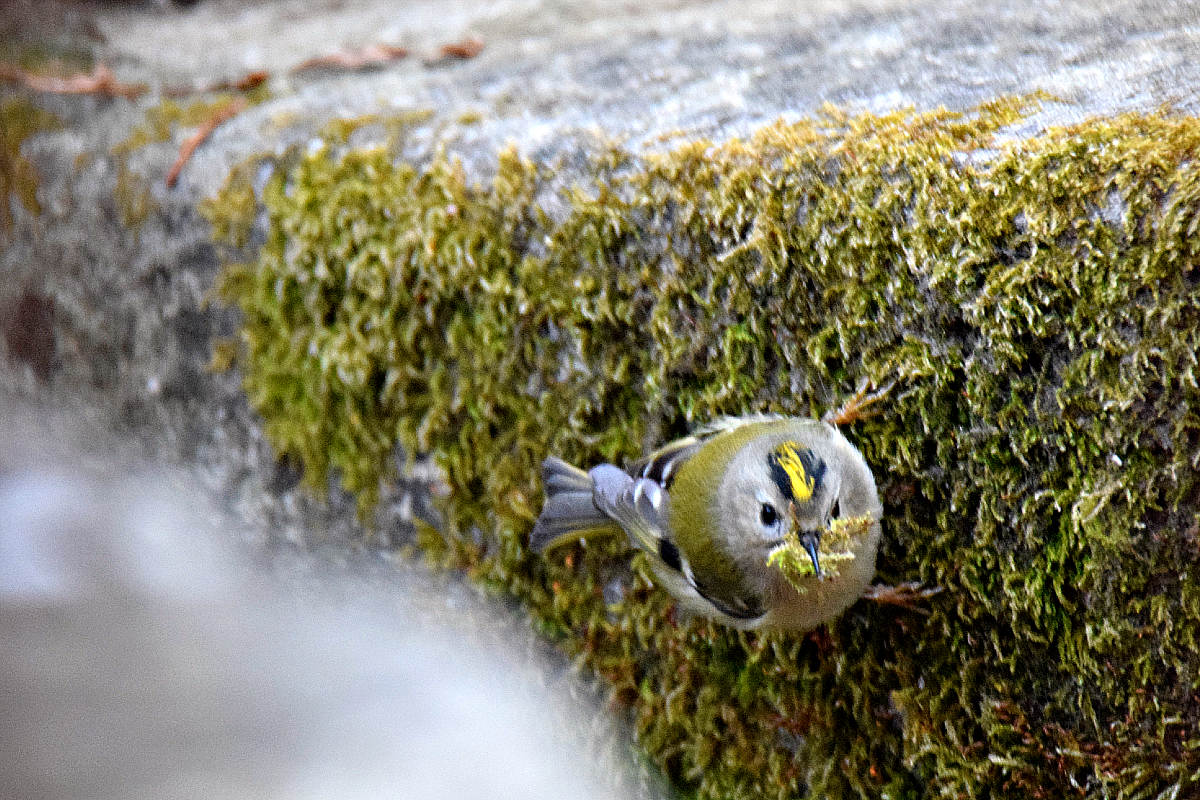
[768,514,870,586]
[316,109,435,146]
[317,113,384,145]
[0,97,60,234]
[213,97,1200,799]
[114,98,197,155]
[113,94,265,156]
[201,158,260,249]
[114,92,275,235]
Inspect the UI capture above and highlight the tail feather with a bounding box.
[529,457,622,552]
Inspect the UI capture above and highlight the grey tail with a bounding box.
[529,457,622,552]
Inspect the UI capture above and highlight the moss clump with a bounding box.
[213,97,1200,799]
[768,514,871,586]
[0,97,59,234]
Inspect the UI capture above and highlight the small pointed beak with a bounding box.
[799,531,822,579]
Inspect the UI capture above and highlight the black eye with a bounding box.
[760,502,779,527]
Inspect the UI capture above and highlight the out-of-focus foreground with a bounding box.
[0,403,639,800]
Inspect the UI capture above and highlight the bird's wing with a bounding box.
[629,414,790,486]
[629,435,703,488]
[594,461,768,623]
[589,464,686,569]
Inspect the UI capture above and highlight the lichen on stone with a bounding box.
[211,96,1200,799]
[0,97,60,234]
[114,161,152,233]
[316,109,435,146]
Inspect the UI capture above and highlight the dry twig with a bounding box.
[0,62,147,99]
[165,97,248,188]
[436,37,484,60]
[164,70,269,98]
[823,379,896,426]
[862,581,943,614]
[292,44,409,73]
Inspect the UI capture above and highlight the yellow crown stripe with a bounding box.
[772,441,816,503]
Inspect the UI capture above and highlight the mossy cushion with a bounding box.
[211,97,1200,799]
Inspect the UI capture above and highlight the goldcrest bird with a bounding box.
[530,415,883,631]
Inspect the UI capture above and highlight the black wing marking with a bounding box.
[658,538,683,571]
[628,428,767,623]
[632,436,703,489]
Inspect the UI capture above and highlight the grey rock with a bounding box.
[5,0,1199,538]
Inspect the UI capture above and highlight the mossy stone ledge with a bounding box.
[210,98,1200,800]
